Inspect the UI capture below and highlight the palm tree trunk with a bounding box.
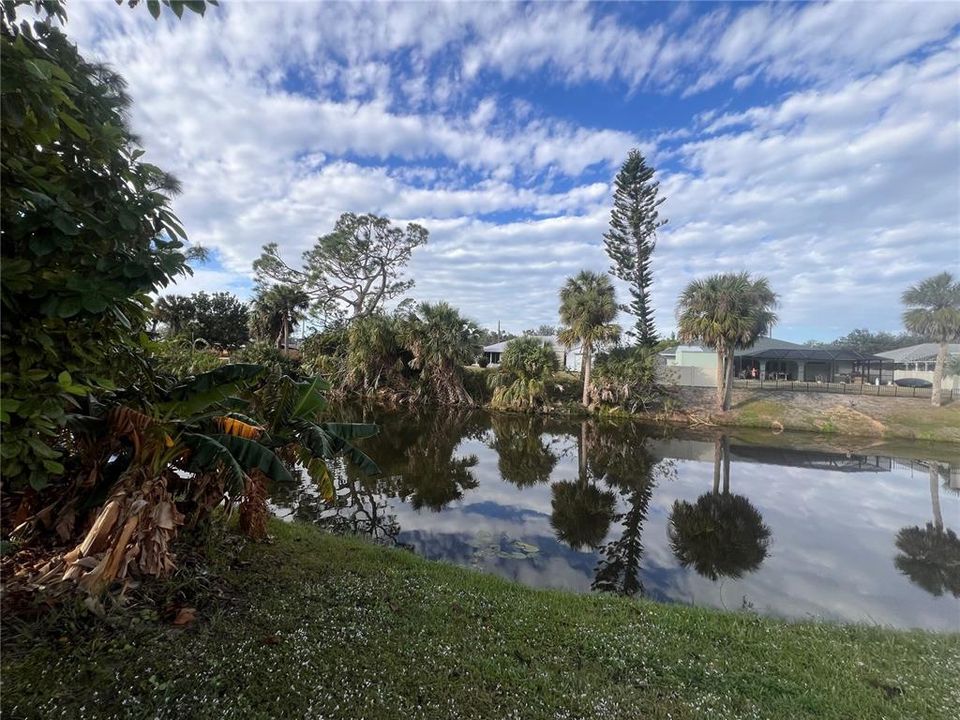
[724,349,736,410]
[579,421,588,483]
[930,462,943,531]
[932,341,947,408]
[721,435,730,494]
[715,350,725,409]
[712,437,721,494]
[282,315,290,353]
[581,340,592,407]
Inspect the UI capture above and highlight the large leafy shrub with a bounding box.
[1,1,199,489]
[490,336,559,410]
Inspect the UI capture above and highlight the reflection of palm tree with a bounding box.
[489,414,557,487]
[550,481,616,551]
[668,436,771,581]
[894,461,960,598]
[550,421,615,550]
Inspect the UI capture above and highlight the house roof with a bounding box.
[876,343,960,363]
[483,336,554,353]
[738,347,887,362]
[483,335,580,354]
[658,337,805,357]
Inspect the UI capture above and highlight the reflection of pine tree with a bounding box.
[489,414,558,488]
[592,476,653,596]
[668,435,772,581]
[894,461,960,598]
[589,422,672,596]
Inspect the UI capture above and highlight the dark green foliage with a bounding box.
[489,414,557,487]
[669,493,772,581]
[591,345,665,412]
[490,336,559,410]
[153,291,250,349]
[254,213,427,322]
[232,340,303,378]
[806,328,927,355]
[1,1,197,489]
[550,480,616,550]
[895,524,960,598]
[249,284,310,348]
[603,150,666,347]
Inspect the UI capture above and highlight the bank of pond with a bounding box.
[274,406,960,632]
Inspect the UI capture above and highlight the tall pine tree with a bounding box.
[603,150,667,347]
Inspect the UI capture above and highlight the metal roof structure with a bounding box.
[737,347,887,362]
[876,343,960,363]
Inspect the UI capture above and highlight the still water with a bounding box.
[270,407,960,632]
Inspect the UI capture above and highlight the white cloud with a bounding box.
[62,1,960,340]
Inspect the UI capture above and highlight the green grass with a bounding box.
[3,521,958,719]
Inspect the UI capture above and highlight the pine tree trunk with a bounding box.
[932,341,947,407]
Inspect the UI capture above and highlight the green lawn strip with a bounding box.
[3,520,957,719]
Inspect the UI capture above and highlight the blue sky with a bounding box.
[67,1,960,341]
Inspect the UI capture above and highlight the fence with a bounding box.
[730,378,955,401]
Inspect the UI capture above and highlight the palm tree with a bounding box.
[251,284,310,350]
[402,301,481,405]
[676,272,778,411]
[490,336,559,410]
[668,437,772,581]
[153,294,195,337]
[901,272,960,408]
[557,271,621,406]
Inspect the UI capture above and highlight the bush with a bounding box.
[591,346,665,412]
[477,355,490,369]
[152,338,223,378]
[490,337,559,410]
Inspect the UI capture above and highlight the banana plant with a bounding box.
[14,364,379,595]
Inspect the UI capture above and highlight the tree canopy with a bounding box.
[557,271,621,406]
[901,272,960,407]
[1,0,203,488]
[253,213,427,324]
[153,291,250,348]
[603,149,666,347]
[676,272,778,411]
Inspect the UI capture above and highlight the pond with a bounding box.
[269,407,960,632]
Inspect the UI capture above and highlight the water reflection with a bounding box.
[894,461,960,598]
[668,437,772,582]
[268,406,960,630]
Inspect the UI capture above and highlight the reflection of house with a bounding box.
[481,336,583,372]
[876,343,960,390]
[659,337,889,386]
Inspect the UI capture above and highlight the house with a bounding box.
[481,336,583,372]
[876,342,960,390]
[660,337,890,386]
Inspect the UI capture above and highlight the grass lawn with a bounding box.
[3,520,958,719]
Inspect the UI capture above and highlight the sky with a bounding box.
[64,0,960,342]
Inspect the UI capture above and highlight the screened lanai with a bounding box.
[734,347,890,383]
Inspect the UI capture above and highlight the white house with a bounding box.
[876,342,960,390]
[481,336,584,372]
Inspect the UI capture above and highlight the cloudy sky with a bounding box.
[66,0,959,341]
